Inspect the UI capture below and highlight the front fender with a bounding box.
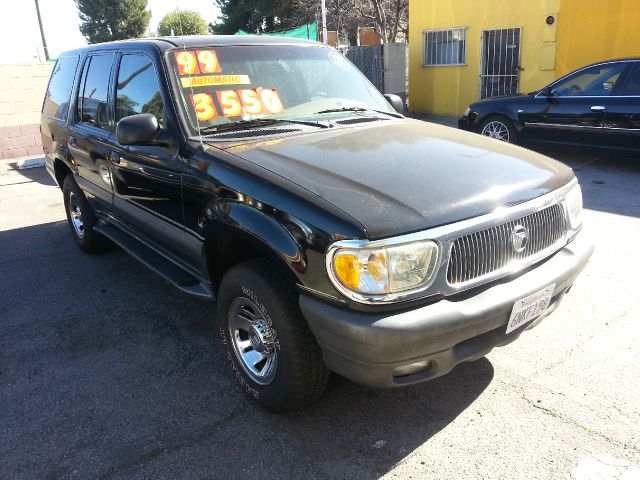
[201,199,313,292]
[220,201,306,272]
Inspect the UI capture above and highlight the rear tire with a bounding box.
[479,115,517,143]
[62,175,112,254]
[217,258,330,412]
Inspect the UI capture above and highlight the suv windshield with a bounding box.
[167,45,394,135]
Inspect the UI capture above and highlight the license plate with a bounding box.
[506,284,555,334]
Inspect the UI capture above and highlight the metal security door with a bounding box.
[480,28,521,99]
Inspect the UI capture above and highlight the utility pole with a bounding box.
[321,0,328,44]
[34,0,49,61]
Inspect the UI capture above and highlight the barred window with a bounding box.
[423,28,467,66]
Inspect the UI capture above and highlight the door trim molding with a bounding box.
[523,122,603,132]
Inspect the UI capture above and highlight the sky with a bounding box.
[0,0,221,64]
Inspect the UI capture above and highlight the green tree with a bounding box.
[75,0,151,44]
[157,10,210,36]
[210,0,287,35]
[142,92,164,121]
[211,0,408,43]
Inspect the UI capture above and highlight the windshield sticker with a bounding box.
[180,74,252,88]
[217,90,243,117]
[238,89,265,115]
[175,49,223,76]
[190,93,218,121]
[195,50,222,74]
[260,89,284,114]
[189,88,285,121]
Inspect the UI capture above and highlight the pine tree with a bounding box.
[75,0,152,44]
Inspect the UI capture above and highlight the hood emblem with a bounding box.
[511,225,528,253]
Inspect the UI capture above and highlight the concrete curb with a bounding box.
[406,113,458,128]
[15,155,45,170]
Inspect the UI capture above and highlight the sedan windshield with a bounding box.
[167,44,394,135]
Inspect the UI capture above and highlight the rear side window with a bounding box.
[550,64,627,97]
[116,54,165,124]
[620,63,640,96]
[77,54,114,130]
[43,56,79,119]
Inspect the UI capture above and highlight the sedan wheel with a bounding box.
[481,120,511,142]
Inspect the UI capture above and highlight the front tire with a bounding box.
[479,115,517,143]
[217,259,330,412]
[62,175,112,254]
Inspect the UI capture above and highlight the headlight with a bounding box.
[463,106,471,117]
[565,183,583,229]
[328,240,439,301]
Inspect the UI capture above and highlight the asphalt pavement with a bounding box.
[1,141,639,479]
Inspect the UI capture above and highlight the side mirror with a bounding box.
[116,113,171,147]
[384,94,405,114]
[539,87,553,97]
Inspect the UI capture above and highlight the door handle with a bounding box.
[110,151,121,165]
[591,106,606,112]
[68,135,77,147]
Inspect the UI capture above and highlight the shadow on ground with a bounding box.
[536,147,640,219]
[0,161,56,187]
[1,221,493,479]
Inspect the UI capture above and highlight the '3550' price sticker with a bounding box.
[190,88,284,121]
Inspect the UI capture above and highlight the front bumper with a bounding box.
[458,116,474,131]
[300,233,593,388]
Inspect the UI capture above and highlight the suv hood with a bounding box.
[219,119,574,239]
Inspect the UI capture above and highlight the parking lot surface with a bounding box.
[1,144,639,479]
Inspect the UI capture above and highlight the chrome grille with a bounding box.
[447,203,567,285]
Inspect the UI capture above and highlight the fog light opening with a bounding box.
[392,360,432,378]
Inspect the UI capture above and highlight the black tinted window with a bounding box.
[551,64,627,97]
[43,56,79,119]
[77,54,113,129]
[620,63,640,96]
[116,54,164,123]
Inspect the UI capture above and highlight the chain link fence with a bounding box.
[341,43,408,106]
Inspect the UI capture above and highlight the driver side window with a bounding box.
[116,54,165,126]
[551,64,627,97]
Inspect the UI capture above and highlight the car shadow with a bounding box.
[1,162,57,187]
[1,221,493,479]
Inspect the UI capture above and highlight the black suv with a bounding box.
[42,36,593,412]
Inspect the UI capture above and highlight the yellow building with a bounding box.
[408,0,640,116]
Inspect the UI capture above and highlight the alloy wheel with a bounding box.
[481,121,511,142]
[68,191,85,238]
[228,296,278,385]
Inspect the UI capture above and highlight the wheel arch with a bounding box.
[53,158,74,189]
[202,202,306,292]
[475,106,524,133]
[477,113,520,143]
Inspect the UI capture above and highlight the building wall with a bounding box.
[408,0,640,116]
[0,63,52,160]
[555,0,640,77]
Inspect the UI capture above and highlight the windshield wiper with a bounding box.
[200,117,329,135]
[313,106,403,118]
